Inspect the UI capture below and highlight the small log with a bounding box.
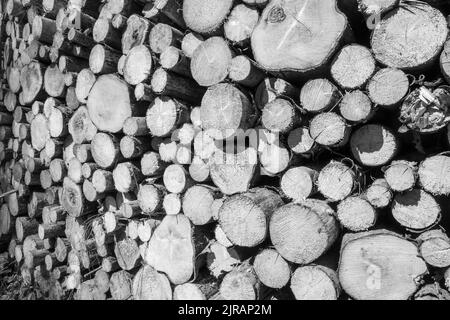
[68,106,97,144]
[87,74,136,133]
[91,169,115,194]
[89,44,122,75]
[182,185,219,225]
[67,157,83,184]
[318,160,356,202]
[160,46,191,78]
[44,64,66,98]
[146,96,189,138]
[371,3,447,72]
[75,68,96,104]
[20,61,46,105]
[181,32,204,58]
[123,45,152,85]
[350,124,399,167]
[262,98,300,134]
[367,68,409,108]
[113,162,144,193]
[224,4,259,46]
[310,112,350,148]
[189,156,210,183]
[151,68,205,105]
[339,230,427,300]
[143,0,185,29]
[417,230,450,268]
[110,270,133,300]
[219,264,260,300]
[134,82,156,102]
[229,55,265,88]
[253,249,291,289]
[38,221,65,240]
[365,178,393,209]
[190,36,233,87]
[91,133,123,170]
[121,14,151,55]
[114,233,141,271]
[61,177,97,217]
[137,182,166,215]
[149,22,183,54]
[270,200,339,264]
[300,78,341,114]
[123,117,149,137]
[40,169,54,189]
[331,44,375,90]
[339,90,373,124]
[441,40,450,84]
[120,135,152,159]
[384,160,417,192]
[74,144,93,163]
[163,193,181,215]
[132,265,172,300]
[102,256,120,273]
[49,158,66,183]
[140,151,167,177]
[67,28,96,49]
[418,155,450,196]
[280,166,318,201]
[183,0,233,34]
[93,18,122,50]
[15,217,39,242]
[392,189,440,232]
[32,16,57,44]
[337,196,377,232]
[291,265,341,300]
[287,127,317,156]
[219,188,283,247]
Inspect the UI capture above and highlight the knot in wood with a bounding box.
[268,6,286,23]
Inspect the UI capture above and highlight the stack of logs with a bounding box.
[1,0,450,300]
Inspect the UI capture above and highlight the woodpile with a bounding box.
[1,0,450,301]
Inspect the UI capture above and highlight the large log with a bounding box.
[251,0,350,79]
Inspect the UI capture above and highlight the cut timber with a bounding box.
[132,265,172,300]
[183,0,234,34]
[137,183,166,215]
[143,0,185,29]
[151,68,205,105]
[224,4,259,45]
[367,68,409,108]
[337,196,377,232]
[89,44,122,75]
[300,78,341,113]
[123,45,152,85]
[91,133,123,169]
[191,37,233,87]
[219,264,259,300]
[44,64,66,98]
[262,98,300,134]
[145,214,208,285]
[68,106,97,144]
[331,44,375,90]
[350,124,398,167]
[338,230,427,300]
[229,55,265,88]
[417,230,450,268]
[163,164,192,194]
[251,0,349,77]
[365,178,393,209]
[91,169,115,193]
[201,83,256,140]
[110,270,133,300]
[123,117,149,137]
[280,166,318,201]
[219,188,283,247]
[259,141,292,176]
[141,151,167,177]
[253,249,291,289]
[160,46,191,78]
[287,127,316,155]
[113,162,144,193]
[371,3,448,71]
[339,90,373,124]
[173,282,215,300]
[310,113,350,147]
[209,148,258,195]
[16,217,39,242]
[392,189,440,231]
[61,177,96,217]
[291,265,341,300]
[87,74,133,133]
[75,69,96,104]
[163,193,181,215]
[181,32,204,58]
[32,16,57,44]
[93,18,122,50]
[418,155,450,196]
[149,23,183,54]
[357,0,398,17]
[114,234,141,271]
[182,185,219,226]
[120,136,151,159]
[318,161,356,202]
[269,200,339,264]
[121,14,151,55]
[189,156,210,183]
[31,114,50,151]
[146,97,188,138]
[384,160,417,192]
[20,61,45,105]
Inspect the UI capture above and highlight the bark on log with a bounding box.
[89,44,122,75]
[121,14,151,55]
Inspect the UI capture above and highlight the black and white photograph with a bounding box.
[1,0,450,306]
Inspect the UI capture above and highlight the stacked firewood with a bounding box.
[1,0,450,300]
